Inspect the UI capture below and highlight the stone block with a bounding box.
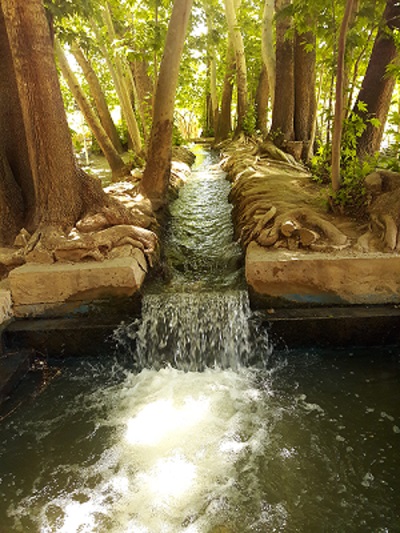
[0,289,13,326]
[246,242,400,306]
[9,255,147,311]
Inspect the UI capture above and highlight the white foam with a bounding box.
[21,366,273,532]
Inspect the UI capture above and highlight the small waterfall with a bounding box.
[115,290,252,371]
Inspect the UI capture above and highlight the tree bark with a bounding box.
[271,0,294,145]
[255,64,269,135]
[0,6,30,243]
[215,38,235,142]
[354,0,400,158]
[261,0,275,110]
[140,0,193,207]
[92,9,143,156]
[71,43,124,154]
[0,0,114,243]
[131,58,154,141]
[294,28,316,145]
[223,0,249,135]
[56,39,129,181]
[207,11,219,136]
[331,0,356,192]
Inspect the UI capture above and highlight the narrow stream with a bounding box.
[0,147,399,532]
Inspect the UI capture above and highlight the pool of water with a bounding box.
[0,347,399,532]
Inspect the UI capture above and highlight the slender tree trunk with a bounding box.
[215,39,235,142]
[55,39,129,181]
[271,0,294,145]
[71,43,124,154]
[294,28,316,160]
[354,0,400,158]
[131,58,154,140]
[223,0,248,135]
[255,64,269,135]
[331,0,356,192]
[93,9,143,156]
[140,0,193,207]
[206,11,219,135]
[294,29,316,142]
[261,0,275,110]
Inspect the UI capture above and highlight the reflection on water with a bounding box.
[0,350,399,532]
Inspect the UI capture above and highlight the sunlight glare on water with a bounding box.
[4,366,275,533]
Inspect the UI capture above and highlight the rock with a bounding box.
[76,213,110,233]
[25,243,54,264]
[13,228,31,248]
[0,247,25,268]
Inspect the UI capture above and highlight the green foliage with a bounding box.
[312,102,379,214]
[243,107,256,136]
[378,108,400,172]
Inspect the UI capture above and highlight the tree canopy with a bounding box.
[1,0,400,240]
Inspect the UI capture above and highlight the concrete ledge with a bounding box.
[9,255,146,316]
[255,305,400,349]
[246,243,400,306]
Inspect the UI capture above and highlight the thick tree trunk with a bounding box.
[223,0,248,135]
[215,39,235,142]
[55,39,129,181]
[354,0,400,158]
[71,43,124,154]
[0,0,113,243]
[1,0,84,230]
[331,0,356,192]
[140,0,193,207]
[271,0,294,145]
[255,64,269,135]
[0,6,29,243]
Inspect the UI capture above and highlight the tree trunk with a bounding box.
[0,0,113,243]
[215,39,235,142]
[131,58,154,141]
[331,0,355,192]
[140,0,193,207]
[294,28,316,145]
[71,43,124,154]
[261,0,275,110]
[92,10,143,156]
[223,0,248,135]
[207,12,219,135]
[271,0,294,145]
[56,39,129,181]
[0,6,29,243]
[255,64,269,135]
[354,0,400,158]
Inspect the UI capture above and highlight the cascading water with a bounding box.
[1,146,399,532]
[114,146,256,372]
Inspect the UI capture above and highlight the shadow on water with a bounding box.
[0,146,399,532]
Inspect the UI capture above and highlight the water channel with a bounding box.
[0,147,399,532]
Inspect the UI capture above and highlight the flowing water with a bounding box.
[0,147,400,532]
